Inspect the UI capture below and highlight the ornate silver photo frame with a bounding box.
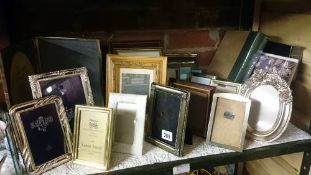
[28,67,94,131]
[8,96,72,175]
[239,70,293,142]
[207,93,251,152]
[146,83,190,157]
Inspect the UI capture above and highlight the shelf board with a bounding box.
[12,123,307,175]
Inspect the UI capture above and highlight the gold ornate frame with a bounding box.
[106,54,167,103]
[73,105,114,170]
[206,93,251,152]
[8,96,72,174]
[146,83,190,157]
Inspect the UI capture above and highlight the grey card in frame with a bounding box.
[119,68,154,96]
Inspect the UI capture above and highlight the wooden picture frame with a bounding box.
[210,80,241,94]
[106,54,167,102]
[8,96,72,175]
[207,93,251,152]
[109,40,163,56]
[146,83,190,157]
[108,93,147,155]
[28,67,94,131]
[166,53,198,68]
[73,105,114,170]
[171,80,215,138]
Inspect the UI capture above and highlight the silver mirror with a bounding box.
[240,70,292,142]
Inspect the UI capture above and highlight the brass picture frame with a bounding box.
[210,80,241,94]
[171,80,215,138]
[206,93,251,152]
[73,105,114,170]
[28,67,94,131]
[109,40,163,56]
[8,96,72,175]
[106,54,167,102]
[146,83,190,157]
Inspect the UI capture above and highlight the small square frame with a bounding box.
[73,105,114,170]
[108,93,147,156]
[8,96,72,174]
[146,83,190,157]
[206,93,251,152]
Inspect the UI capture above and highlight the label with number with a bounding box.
[162,129,173,142]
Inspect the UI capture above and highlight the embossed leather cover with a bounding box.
[172,80,215,138]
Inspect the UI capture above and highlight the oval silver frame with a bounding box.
[239,70,292,142]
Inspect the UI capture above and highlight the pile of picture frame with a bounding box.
[0,38,298,174]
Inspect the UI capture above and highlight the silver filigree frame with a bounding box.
[239,70,293,142]
[28,67,94,105]
[146,83,190,157]
[8,96,72,175]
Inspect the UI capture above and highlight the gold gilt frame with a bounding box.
[106,54,167,103]
[8,96,72,175]
[73,105,114,170]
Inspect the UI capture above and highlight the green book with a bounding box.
[227,32,268,83]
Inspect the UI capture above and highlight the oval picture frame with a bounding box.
[239,70,292,142]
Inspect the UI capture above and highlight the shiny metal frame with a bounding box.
[73,105,114,170]
[28,67,94,105]
[8,96,72,175]
[146,83,190,157]
[206,93,251,152]
[210,80,241,94]
[239,70,293,142]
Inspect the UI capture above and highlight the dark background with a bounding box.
[0,0,255,44]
